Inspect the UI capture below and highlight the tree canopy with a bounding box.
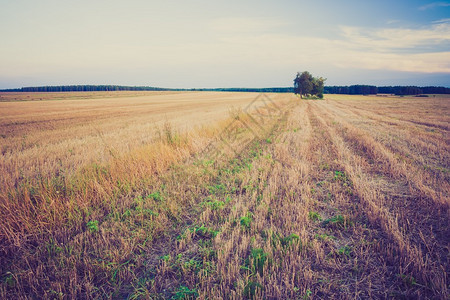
[293,71,326,98]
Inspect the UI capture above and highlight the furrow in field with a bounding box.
[134,101,299,299]
[330,99,449,168]
[198,102,313,298]
[332,98,450,131]
[321,100,449,207]
[316,100,449,244]
[310,101,448,298]
[318,100,449,237]
[325,101,450,225]
[305,102,412,298]
[0,98,292,299]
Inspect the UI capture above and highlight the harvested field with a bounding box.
[0,92,448,299]
[0,91,286,187]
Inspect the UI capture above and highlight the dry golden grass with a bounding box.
[0,91,181,102]
[0,92,448,299]
[0,91,282,195]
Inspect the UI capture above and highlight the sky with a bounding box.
[0,0,449,88]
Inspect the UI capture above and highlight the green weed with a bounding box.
[248,248,268,275]
[86,220,99,232]
[322,215,352,229]
[280,233,300,248]
[164,122,181,146]
[240,213,253,229]
[128,286,150,300]
[201,196,225,210]
[184,225,220,239]
[398,274,417,287]
[315,233,335,241]
[333,171,352,193]
[160,255,171,262]
[303,289,312,299]
[333,170,345,181]
[3,273,15,288]
[135,206,158,216]
[337,245,352,257]
[198,159,214,167]
[46,238,63,257]
[308,211,322,221]
[171,285,198,299]
[183,259,202,273]
[243,281,262,299]
[123,209,132,218]
[208,183,227,195]
[147,191,162,202]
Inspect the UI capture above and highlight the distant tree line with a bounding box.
[1,85,171,92]
[377,86,450,95]
[324,85,450,95]
[192,87,295,93]
[0,85,295,93]
[421,86,450,94]
[324,85,378,95]
[1,85,449,95]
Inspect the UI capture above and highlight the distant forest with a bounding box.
[324,85,450,95]
[1,85,449,95]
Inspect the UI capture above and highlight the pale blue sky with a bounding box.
[1,0,449,88]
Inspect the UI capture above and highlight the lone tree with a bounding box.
[294,71,326,98]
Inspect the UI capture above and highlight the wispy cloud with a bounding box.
[386,20,401,25]
[340,22,450,50]
[432,18,450,23]
[330,23,450,72]
[205,20,450,74]
[419,1,450,10]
